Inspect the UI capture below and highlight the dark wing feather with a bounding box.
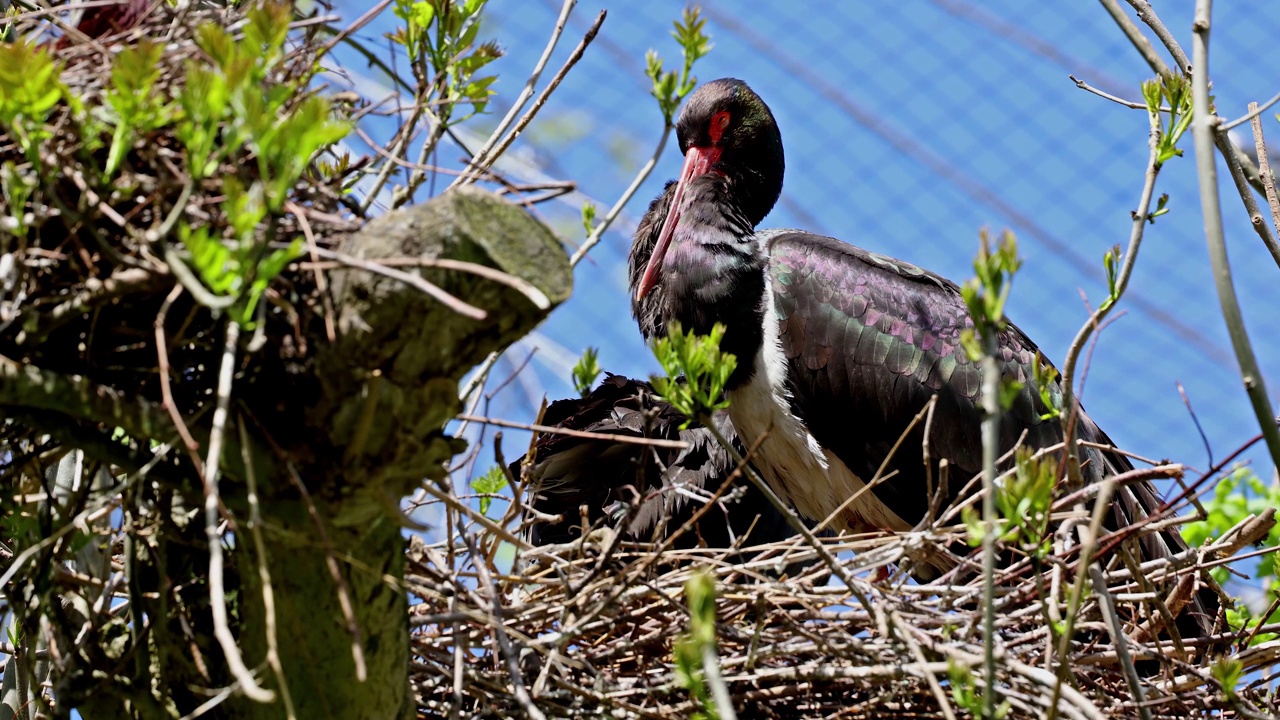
[766,231,1219,636]
[768,231,1061,523]
[517,374,798,551]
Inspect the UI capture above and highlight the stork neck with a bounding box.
[719,154,782,228]
[656,179,767,390]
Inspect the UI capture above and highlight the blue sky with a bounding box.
[332,1,1280,497]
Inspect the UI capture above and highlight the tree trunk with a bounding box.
[25,187,571,719]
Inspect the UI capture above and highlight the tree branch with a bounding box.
[1189,0,1280,467]
[0,354,178,444]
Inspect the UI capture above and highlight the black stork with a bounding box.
[517,374,800,552]
[630,78,1219,636]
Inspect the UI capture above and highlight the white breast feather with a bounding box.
[728,275,911,534]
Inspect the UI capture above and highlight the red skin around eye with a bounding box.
[708,111,730,145]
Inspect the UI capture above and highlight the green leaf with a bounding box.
[244,2,291,62]
[649,322,736,426]
[195,22,235,69]
[963,229,1020,340]
[1211,658,1243,700]
[111,39,164,100]
[646,7,713,126]
[104,39,171,177]
[996,447,1057,556]
[673,572,719,720]
[1183,465,1280,588]
[958,326,982,363]
[0,39,65,163]
[1144,72,1195,166]
[237,239,303,327]
[1031,352,1061,421]
[581,202,597,237]
[1,161,34,238]
[1149,193,1170,222]
[178,224,235,296]
[571,347,601,398]
[997,379,1024,412]
[471,466,508,515]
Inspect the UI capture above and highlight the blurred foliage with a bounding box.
[571,346,601,398]
[174,4,349,326]
[674,572,721,720]
[0,40,64,166]
[1184,466,1280,644]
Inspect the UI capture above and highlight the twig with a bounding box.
[1096,0,1167,74]
[287,200,335,343]
[1224,89,1280,131]
[0,496,122,619]
[1243,593,1280,650]
[978,328,1001,720]
[1088,565,1151,720]
[889,610,958,720]
[491,433,532,567]
[570,124,671,268]
[1189,0,1280,467]
[1046,475,1116,720]
[456,413,690,450]
[353,125,457,175]
[203,320,275,703]
[154,284,205,476]
[458,351,501,407]
[1124,0,1190,73]
[452,0,578,189]
[238,418,296,719]
[284,243,485,320]
[467,11,605,192]
[1069,74,1153,111]
[1248,103,1280,241]
[164,245,236,310]
[701,639,738,720]
[462,532,547,720]
[416,476,531,551]
[14,638,30,720]
[1108,0,1280,233]
[358,95,426,216]
[295,252,549,310]
[1060,102,1163,488]
[1213,129,1280,270]
[393,101,453,209]
[143,177,194,244]
[449,593,465,720]
[318,0,393,58]
[1176,381,1214,469]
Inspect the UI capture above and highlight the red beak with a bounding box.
[635,145,721,302]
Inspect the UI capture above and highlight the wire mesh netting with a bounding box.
[404,0,1279,489]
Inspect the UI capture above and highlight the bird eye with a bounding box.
[709,110,731,143]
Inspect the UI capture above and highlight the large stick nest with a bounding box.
[407,479,1280,719]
